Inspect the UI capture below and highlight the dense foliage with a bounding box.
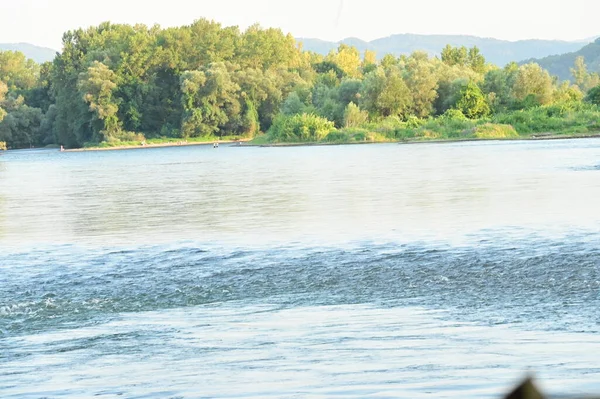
[0,20,599,149]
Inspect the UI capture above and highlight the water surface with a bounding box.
[1,140,600,398]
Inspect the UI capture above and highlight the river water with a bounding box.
[1,140,599,398]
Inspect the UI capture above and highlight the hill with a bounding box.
[522,38,600,81]
[0,43,57,63]
[298,34,591,67]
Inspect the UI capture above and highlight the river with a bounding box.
[1,140,600,398]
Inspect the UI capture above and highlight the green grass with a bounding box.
[82,134,249,149]
[247,134,271,145]
[79,103,600,149]
[492,103,600,136]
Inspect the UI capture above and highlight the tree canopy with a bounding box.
[0,23,595,149]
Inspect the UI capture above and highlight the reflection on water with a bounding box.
[1,141,600,247]
[1,140,600,398]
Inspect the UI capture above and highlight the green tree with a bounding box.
[77,61,121,142]
[363,50,377,70]
[512,63,555,107]
[441,45,468,67]
[0,81,7,122]
[571,56,600,92]
[435,78,469,115]
[377,67,412,117]
[179,63,240,138]
[0,105,43,148]
[326,44,362,78]
[239,24,301,70]
[282,92,308,115]
[553,82,583,103]
[468,47,486,74]
[455,81,490,119]
[0,50,40,91]
[482,62,519,112]
[359,67,386,116]
[404,52,439,118]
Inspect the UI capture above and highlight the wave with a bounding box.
[1,235,599,338]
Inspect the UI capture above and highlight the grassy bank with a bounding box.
[249,103,600,146]
[67,135,249,151]
[66,104,600,150]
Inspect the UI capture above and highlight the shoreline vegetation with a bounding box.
[48,130,600,152]
[1,20,600,151]
[64,137,249,152]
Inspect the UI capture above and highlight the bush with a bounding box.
[111,131,146,142]
[470,123,518,139]
[323,131,350,143]
[0,141,6,150]
[414,130,441,139]
[405,115,424,128]
[492,103,600,135]
[442,108,468,121]
[586,85,600,106]
[268,113,335,142]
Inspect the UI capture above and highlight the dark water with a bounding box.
[1,141,600,398]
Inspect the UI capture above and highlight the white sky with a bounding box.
[1,0,598,50]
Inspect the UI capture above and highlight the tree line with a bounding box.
[1,20,600,149]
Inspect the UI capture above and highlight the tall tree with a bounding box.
[377,67,412,117]
[326,44,362,78]
[512,63,555,107]
[0,50,40,91]
[403,52,439,118]
[77,61,121,142]
[571,56,600,92]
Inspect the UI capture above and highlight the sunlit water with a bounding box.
[1,140,600,398]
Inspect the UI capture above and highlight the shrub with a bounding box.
[111,131,146,142]
[405,115,424,128]
[343,102,369,128]
[414,130,441,139]
[323,131,350,143]
[268,113,335,142]
[442,108,468,121]
[455,81,490,119]
[586,85,600,106]
[492,103,600,135]
[470,123,518,139]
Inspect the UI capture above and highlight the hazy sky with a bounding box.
[1,0,598,50]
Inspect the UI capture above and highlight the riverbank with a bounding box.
[64,139,249,152]
[28,131,600,152]
[242,132,600,147]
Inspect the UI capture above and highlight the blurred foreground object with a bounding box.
[505,378,544,399]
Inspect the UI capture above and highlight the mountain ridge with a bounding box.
[297,33,595,67]
[2,33,599,70]
[0,42,57,63]
[523,38,600,81]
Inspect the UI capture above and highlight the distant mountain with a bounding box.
[575,36,600,43]
[0,43,57,63]
[523,38,600,81]
[298,34,594,67]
